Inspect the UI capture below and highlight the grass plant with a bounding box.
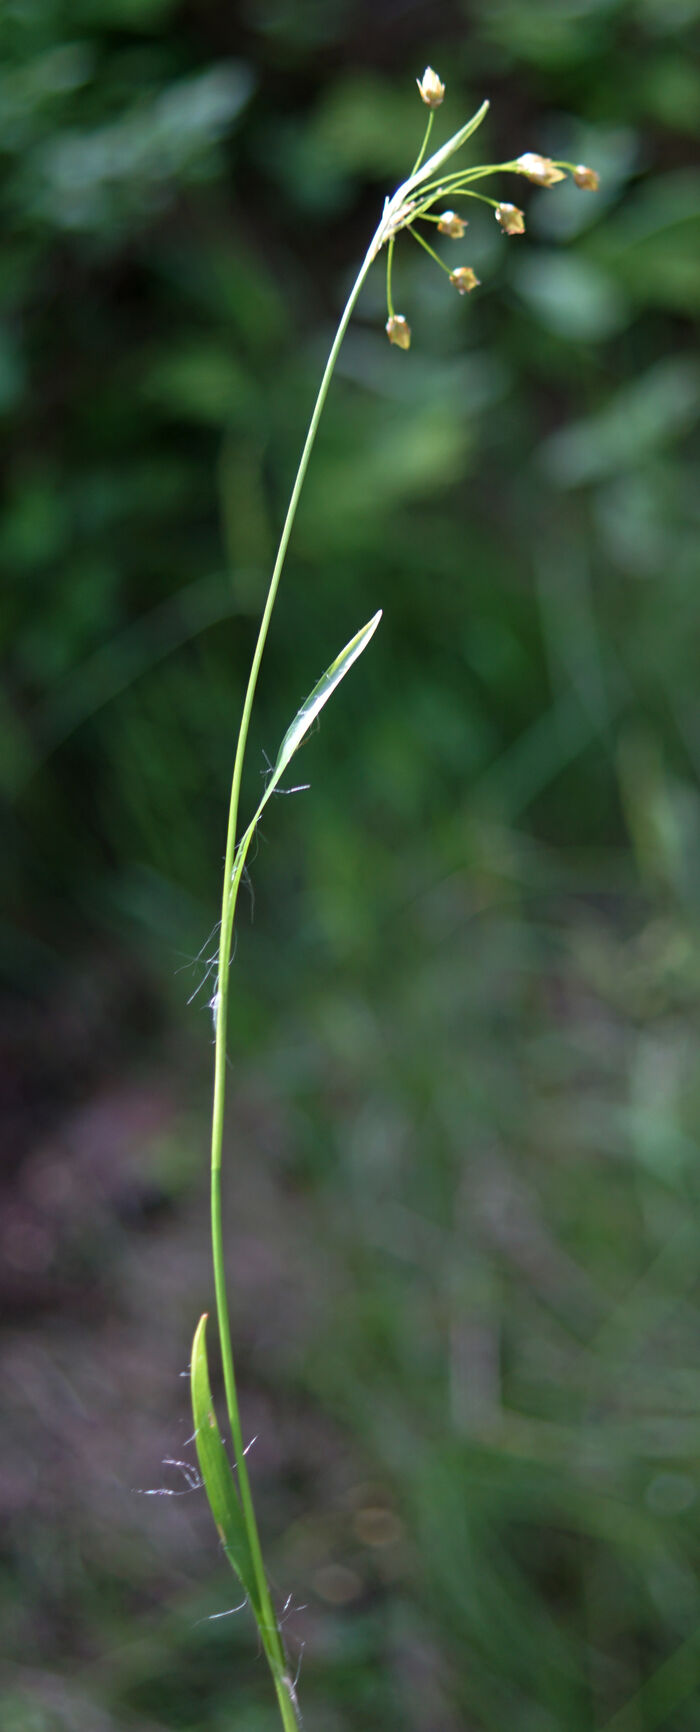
[190,70,598,1728]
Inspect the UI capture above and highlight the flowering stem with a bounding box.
[407,223,455,276]
[417,159,519,198]
[418,189,501,224]
[209,236,377,1729]
[386,234,396,318]
[207,112,504,1701]
[438,189,502,210]
[410,109,434,177]
[198,79,555,1732]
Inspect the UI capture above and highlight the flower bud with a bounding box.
[437,210,467,238]
[449,267,480,295]
[516,152,566,187]
[416,67,445,109]
[385,314,411,350]
[495,202,525,235]
[573,164,599,190]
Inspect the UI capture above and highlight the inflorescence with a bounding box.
[384,68,599,350]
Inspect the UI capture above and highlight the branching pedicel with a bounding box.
[383,69,598,350]
[189,71,598,1732]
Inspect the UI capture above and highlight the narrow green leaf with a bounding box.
[190,1313,261,1616]
[233,609,382,877]
[274,607,382,783]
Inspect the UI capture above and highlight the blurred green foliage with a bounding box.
[2,0,700,1729]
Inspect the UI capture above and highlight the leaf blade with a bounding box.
[230,608,382,922]
[274,607,382,785]
[190,1313,261,1616]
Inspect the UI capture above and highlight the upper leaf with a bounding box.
[274,608,382,784]
[233,609,383,880]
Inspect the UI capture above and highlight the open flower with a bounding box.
[573,164,599,190]
[385,314,411,350]
[495,202,525,235]
[417,67,445,108]
[516,153,566,187]
[449,266,480,294]
[437,210,467,238]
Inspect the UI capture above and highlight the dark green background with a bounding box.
[2,1,700,1728]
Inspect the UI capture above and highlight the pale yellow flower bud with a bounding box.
[437,210,467,238]
[495,202,525,235]
[416,67,445,109]
[516,153,566,187]
[385,314,411,350]
[573,164,599,190]
[449,267,480,295]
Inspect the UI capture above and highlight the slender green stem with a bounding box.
[407,224,454,276]
[410,109,434,177]
[209,236,377,1725]
[419,189,502,216]
[409,190,451,224]
[386,234,395,318]
[416,159,519,198]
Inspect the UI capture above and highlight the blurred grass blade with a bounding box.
[190,1314,261,1617]
[272,608,382,791]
